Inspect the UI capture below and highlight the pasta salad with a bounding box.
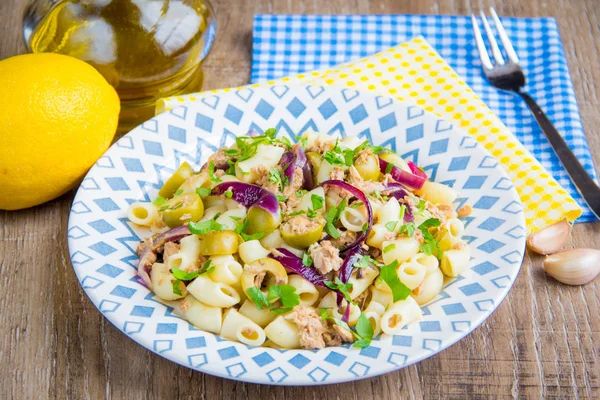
[127,129,472,350]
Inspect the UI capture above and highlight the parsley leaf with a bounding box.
[417,199,426,213]
[385,162,393,174]
[268,167,284,191]
[417,218,443,259]
[174,189,184,196]
[302,253,313,267]
[383,243,396,253]
[268,284,300,314]
[172,280,183,296]
[153,196,167,205]
[311,194,324,211]
[264,128,277,139]
[240,231,266,241]
[354,254,373,269]
[379,260,411,302]
[398,222,416,237]
[398,204,406,221]
[324,198,347,239]
[196,187,211,198]
[171,267,200,281]
[307,209,318,218]
[324,278,354,303]
[353,313,374,349]
[276,194,286,202]
[208,162,222,183]
[188,219,227,235]
[247,287,270,310]
[419,218,441,230]
[385,221,398,232]
[296,189,307,198]
[224,188,233,198]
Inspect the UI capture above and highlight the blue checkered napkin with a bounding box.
[252,14,598,222]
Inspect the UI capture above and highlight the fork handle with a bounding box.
[518,91,600,218]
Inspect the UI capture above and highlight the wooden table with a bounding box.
[1,0,599,398]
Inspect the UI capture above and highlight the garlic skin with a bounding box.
[543,248,600,285]
[527,219,571,255]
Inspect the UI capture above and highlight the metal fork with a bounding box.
[471,8,600,218]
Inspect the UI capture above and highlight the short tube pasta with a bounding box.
[363,309,382,337]
[375,198,401,225]
[382,237,420,265]
[260,229,283,249]
[238,240,271,264]
[127,202,159,227]
[167,234,201,271]
[215,208,247,231]
[200,205,227,222]
[207,255,243,285]
[397,260,427,290]
[177,295,222,334]
[366,224,390,249]
[264,316,301,349]
[186,275,240,308]
[380,296,423,334]
[238,300,277,328]
[410,253,440,275]
[339,206,368,232]
[287,274,319,306]
[348,267,379,300]
[220,308,266,346]
[416,181,458,206]
[151,262,186,300]
[411,268,444,306]
[440,246,471,277]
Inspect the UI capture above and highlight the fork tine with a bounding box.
[479,11,505,65]
[471,14,494,70]
[489,7,520,63]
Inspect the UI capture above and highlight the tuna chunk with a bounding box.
[163,242,180,262]
[347,166,385,193]
[289,306,327,350]
[308,240,343,275]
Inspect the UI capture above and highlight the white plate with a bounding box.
[68,85,526,385]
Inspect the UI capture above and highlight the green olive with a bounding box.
[354,153,380,181]
[161,193,204,228]
[245,207,281,236]
[177,171,210,194]
[306,151,322,182]
[280,216,325,248]
[158,162,195,198]
[241,258,288,297]
[199,231,239,255]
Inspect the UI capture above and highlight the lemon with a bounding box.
[0,53,120,210]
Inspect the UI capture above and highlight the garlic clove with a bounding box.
[527,219,571,255]
[543,248,600,285]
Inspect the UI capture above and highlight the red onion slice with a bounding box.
[336,246,365,306]
[269,248,328,288]
[281,144,314,190]
[213,182,280,215]
[378,157,427,190]
[407,161,428,179]
[319,180,373,253]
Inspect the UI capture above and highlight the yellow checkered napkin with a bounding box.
[157,37,582,233]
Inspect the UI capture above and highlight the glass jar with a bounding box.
[23,0,216,132]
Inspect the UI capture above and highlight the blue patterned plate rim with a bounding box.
[67,85,526,385]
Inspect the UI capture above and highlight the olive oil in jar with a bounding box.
[26,0,216,131]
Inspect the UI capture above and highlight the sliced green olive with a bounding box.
[161,193,204,228]
[245,207,281,236]
[199,230,239,255]
[354,153,380,181]
[241,258,288,297]
[280,215,325,248]
[379,152,409,172]
[158,162,195,198]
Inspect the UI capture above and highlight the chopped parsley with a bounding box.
[417,199,426,213]
[268,284,300,314]
[188,219,227,235]
[196,187,211,198]
[302,253,313,267]
[324,278,353,303]
[152,196,167,205]
[268,167,285,191]
[223,188,233,198]
[306,209,318,218]
[385,221,398,232]
[323,139,355,167]
[171,260,214,295]
[296,189,307,198]
[324,198,347,239]
[379,260,411,302]
[173,189,184,196]
[311,194,324,211]
[353,313,375,349]
[246,287,270,310]
[398,222,416,237]
[240,231,266,241]
[350,201,364,209]
[399,204,407,221]
[225,159,236,175]
[383,243,396,253]
[417,218,443,259]
[264,128,277,139]
[276,194,287,202]
[208,162,221,183]
[385,162,393,174]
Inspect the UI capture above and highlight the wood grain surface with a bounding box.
[1,0,599,398]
